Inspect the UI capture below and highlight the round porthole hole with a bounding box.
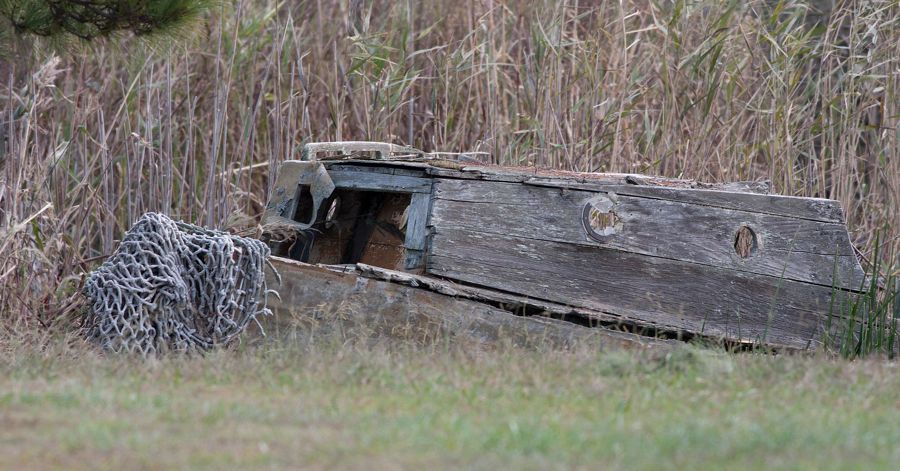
[734,225,757,258]
[582,196,621,242]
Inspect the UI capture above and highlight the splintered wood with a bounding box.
[265,258,668,350]
[263,151,866,351]
[428,178,863,349]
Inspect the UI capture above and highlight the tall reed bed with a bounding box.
[1,0,897,340]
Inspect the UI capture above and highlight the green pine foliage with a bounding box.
[0,0,215,47]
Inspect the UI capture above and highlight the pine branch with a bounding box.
[0,0,216,44]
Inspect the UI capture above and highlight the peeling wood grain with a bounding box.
[523,180,845,223]
[404,192,431,270]
[263,159,861,351]
[264,257,668,350]
[325,162,428,178]
[327,170,432,193]
[347,263,631,326]
[430,180,865,289]
[426,166,698,185]
[427,229,857,349]
[426,165,770,193]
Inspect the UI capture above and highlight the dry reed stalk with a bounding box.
[0,0,897,330]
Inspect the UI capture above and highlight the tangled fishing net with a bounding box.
[83,213,275,354]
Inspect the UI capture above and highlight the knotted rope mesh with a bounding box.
[84,212,275,354]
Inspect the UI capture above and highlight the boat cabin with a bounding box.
[263,142,866,350]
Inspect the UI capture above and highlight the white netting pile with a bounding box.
[83,212,274,354]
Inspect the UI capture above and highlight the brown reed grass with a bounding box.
[0,0,897,329]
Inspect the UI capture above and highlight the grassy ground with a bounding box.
[2,336,898,470]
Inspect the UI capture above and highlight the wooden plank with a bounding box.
[325,162,428,178]
[328,170,432,193]
[346,264,734,344]
[430,180,865,289]
[427,166,527,182]
[427,228,857,349]
[349,263,628,326]
[404,192,432,270]
[523,179,844,223]
[301,141,421,160]
[264,257,668,350]
[323,159,439,171]
[427,166,694,185]
[427,165,771,193]
[697,180,771,194]
[523,175,772,194]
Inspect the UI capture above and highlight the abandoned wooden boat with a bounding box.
[261,141,866,350]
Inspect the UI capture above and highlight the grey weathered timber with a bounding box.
[523,180,845,223]
[327,162,428,178]
[264,257,667,350]
[347,263,643,327]
[301,141,422,160]
[328,170,432,193]
[404,192,431,270]
[427,228,857,349]
[427,166,689,184]
[261,143,867,351]
[427,165,771,194]
[264,161,336,231]
[430,179,866,289]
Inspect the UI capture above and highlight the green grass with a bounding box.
[827,234,899,358]
[2,337,899,470]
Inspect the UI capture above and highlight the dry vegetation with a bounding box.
[2,3,900,468]
[1,0,898,333]
[2,336,900,470]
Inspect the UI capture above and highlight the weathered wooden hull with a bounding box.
[262,143,866,350]
[264,257,667,350]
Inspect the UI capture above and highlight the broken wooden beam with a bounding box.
[264,258,670,350]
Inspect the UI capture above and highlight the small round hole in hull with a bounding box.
[734,225,757,258]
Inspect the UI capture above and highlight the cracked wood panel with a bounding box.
[325,162,429,178]
[404,192,431,270]
[431,179,865,289]
[524,180,845,223]
[426,166,771,194]
[264,258,666,350]
[427,229,857,349]
[327,170,432,193]
[347,263,643,327]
